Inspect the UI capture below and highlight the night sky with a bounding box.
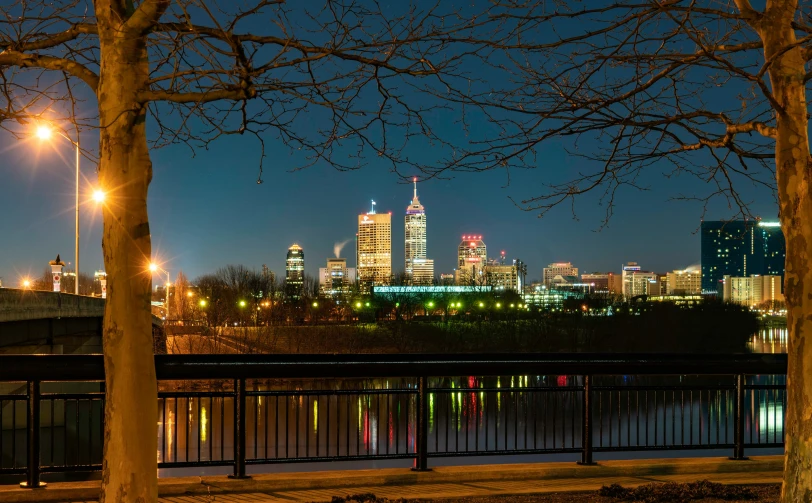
[0,3,781,288]
[0,126,778,287]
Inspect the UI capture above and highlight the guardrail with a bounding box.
[0,353,788,488]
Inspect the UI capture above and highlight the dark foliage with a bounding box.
[598,480,759,503]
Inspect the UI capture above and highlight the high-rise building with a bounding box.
[285,244,304,299]
[666,269,702,295]
[722,274,784,307]
[621,262,659,297]
[543,262,579,287]
[357,201,392,289]
[456,235,487,284]
[405,178,434,284]
[700,220,785,295]
[319,258,356,298]
[484,258,526,292]
[580,272,621,294]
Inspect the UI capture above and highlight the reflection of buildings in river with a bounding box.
[758,400,784,440]
[749,327,788,354]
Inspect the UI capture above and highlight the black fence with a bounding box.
[0,353,788,488]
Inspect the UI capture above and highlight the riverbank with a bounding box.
[167,310,759,355]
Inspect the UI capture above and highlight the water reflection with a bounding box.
[749,326,788,353]
[147,373,784,470]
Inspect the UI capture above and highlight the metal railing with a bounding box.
[0,353,788,487]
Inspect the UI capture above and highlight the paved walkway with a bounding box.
[140,471,781,502]
[0,456,783,503]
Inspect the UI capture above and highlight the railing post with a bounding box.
[229,378,250,479]
[578,375,595,466]
[731,373,748,460]
[21,380,45,488]
[412,375,430,471]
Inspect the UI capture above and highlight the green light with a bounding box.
[365,302,370,307]
[510,303,515,308]
[496,302,501,308]
[395,302,400,307]
[427,301,434,308]
[479,302,484,308]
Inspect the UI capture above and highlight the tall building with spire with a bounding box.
[405,178,434,284]
[357,200,392,290]
[285,244,304,300]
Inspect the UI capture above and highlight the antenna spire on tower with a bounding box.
[370,199,376,214]
[413,177,418,199]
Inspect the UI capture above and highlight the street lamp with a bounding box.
[35,123,84,295]
[148,262,172,319]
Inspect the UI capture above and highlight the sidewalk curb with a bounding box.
[0,456,783,502]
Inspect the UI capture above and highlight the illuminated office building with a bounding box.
[456,236,487,284]
[357,200,392,289]
[405,178,434,284]
[285,244,304,299]
[319,258,356,298]
[701,220,785,295]
[543,262,579,287]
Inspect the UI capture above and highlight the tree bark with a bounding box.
[97,10,158,503]
[761,4,812,502]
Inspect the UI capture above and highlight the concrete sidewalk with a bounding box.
[0,456,783,503]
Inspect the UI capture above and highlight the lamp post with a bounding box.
[35,124,104,296]
[149,262,171,320]
[36,125,81,295]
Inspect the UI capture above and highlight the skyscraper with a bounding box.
[700,220,785,295]
[357,200,392,289]
[456,235,487,284]
[405,178,434,284]
[285,244,304,299]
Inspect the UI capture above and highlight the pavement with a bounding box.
[0,455,783,503]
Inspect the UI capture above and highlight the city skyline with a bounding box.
[0,134,780,286]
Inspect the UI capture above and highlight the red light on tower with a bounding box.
[470,242,476,247]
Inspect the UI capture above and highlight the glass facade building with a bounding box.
[285,243,305,299]
[700,220,785,295]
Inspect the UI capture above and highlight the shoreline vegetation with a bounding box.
[166,300,760,355]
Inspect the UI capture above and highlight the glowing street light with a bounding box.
[355,302,362,308]
[34,122,86,295]
[312,301,319,308]
[199,299,207,308]
[239,300,247,308]
[35,125,52,140]
[148,261,172,319]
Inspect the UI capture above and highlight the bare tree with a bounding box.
[4,0,812,500]
[0,2,505,500]
[412,2,806,499]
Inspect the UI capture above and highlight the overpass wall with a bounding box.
[0,289,105,322]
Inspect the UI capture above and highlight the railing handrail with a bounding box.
[0,353,788,381]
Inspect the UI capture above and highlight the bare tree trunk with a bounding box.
[762,5,812,501]
[97,17,157,503]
